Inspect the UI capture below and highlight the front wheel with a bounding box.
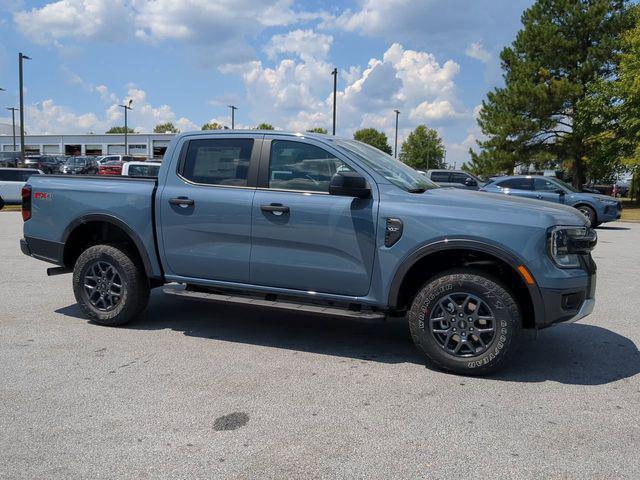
[407,270,521,375]
[72,244,149,326]
[576,205,597,227]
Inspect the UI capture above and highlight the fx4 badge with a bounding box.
[34,192,53,201]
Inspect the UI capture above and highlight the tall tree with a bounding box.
[306,127,328,134]
[473,0,633,187]
[256,123,274,130]
[154,122,179,133]
[353,128,392,154]
[106,126,134,134]
[202,122,223,130]
[399,125,446,170]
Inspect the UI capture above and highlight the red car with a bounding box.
[98,161,124,176]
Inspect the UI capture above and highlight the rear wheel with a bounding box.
[72,244,149,326]
[407,270,521,375]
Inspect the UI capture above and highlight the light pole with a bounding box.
[228,105,237,129]
[118,99,133,154]
[19,52,31,160]
[393,109,400,158]
[6,107,18,152]
[331,68,337,135]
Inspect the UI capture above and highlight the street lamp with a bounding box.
[118,99,133,154]
[393,109,400,158]
[19,52,31,160]
[6,107,18,152]
[228,105,238,129]
[331,68,338,135]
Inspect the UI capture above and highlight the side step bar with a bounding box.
[163,285,386,320]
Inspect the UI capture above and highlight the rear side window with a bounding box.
[497,178,533,190]
[181,138,253,186]
[430,171,450,182]
[0,170,21,181]
[269,140,352,193]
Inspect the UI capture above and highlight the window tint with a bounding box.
[534,178,561,192]
[497,178,533,190]
[181,138,253,186]
[450,172,469,184]
[430,171,450,182]
[269,140,353,192]
[0,170,20,181]
[129,164,160,177]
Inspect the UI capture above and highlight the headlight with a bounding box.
[547,226,597,268]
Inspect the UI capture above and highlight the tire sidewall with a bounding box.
[408,271,520,375]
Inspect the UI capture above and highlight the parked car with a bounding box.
[0,168,43,204]
[20,131,598,376]
[122,161,161,177]
[426,169,484,190]
[60,156,99,175]
[98,161,124,176]
[23,155,61,174]
[481,175,621,226]
[0,153,20,168]
[97,155,134,166]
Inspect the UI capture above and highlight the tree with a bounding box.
[399,125,446,170]
[256,123,274,130]
[154,122,179,133]
[106,126,134,134]
[202,122,223,130]
[353,128,392,154]
[472,0,633,187]
[306,127,327,134]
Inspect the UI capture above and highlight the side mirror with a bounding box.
[555,188,565,196]
[329,172,371,199]
[464,178,478,187]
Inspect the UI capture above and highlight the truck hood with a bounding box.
[422,187,588,227]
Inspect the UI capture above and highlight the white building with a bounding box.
[0,131,176,158]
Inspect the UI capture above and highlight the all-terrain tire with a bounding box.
[407,269,521,376]
[72,244,149,326]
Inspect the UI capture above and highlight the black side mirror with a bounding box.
[464,178,478,187]
[555,188,565,196]
[329,172,371,199]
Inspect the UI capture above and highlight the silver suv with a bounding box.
[426,169,484,190]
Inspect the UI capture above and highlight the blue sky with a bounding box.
[0,0,534,167]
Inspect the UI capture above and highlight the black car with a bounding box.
[60,156,99,175]
[24,155,61,174]
[0,153,20,168]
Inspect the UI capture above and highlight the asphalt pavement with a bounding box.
[1,212,639,479]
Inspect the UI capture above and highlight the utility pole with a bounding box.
[6,107,18,152]
[118,100,133,154]
[393,109,400,158]
[19,53,31,160]
[331,68,337,135]
[228,105,238,129]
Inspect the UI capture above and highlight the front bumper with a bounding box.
[565,298,595,324]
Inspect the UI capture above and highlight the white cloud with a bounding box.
[465,42,491,63]
[410,100,466,122]
[13,0,131,45]
[265,29,333,61]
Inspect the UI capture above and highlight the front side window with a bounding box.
[450,172,470,184]
[181,138,253,186]
[535,178,562,192]
[269,140,353,193]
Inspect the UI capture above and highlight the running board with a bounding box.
[162,285,386,320]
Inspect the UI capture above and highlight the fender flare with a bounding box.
[61,213,157,279]
[387,238,544,323]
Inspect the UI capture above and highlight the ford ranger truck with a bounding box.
[20,131,598,375]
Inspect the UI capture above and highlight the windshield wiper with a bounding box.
[407,187,426,193]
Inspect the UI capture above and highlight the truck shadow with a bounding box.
[56,290,639,386]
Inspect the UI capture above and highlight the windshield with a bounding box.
[333,139,438,192]
[65,157,86,166]
[553,178,580,193]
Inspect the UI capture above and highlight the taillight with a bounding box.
[21,184,32,221]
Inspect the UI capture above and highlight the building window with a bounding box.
[85,144,102,156]
[65,144,81,155]
[25,145,40,155]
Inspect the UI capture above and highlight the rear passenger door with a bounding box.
[159,135,261,283]
[250,137,377,296]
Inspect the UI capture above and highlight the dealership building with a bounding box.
[0,129,176,158]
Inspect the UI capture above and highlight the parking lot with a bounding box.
[1,211,639,479]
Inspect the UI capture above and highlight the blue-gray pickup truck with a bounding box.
[20,131,598,375]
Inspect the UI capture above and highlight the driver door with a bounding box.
[534,178,565,203]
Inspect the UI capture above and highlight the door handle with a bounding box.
[260,203,290,215]
[169,197,195,207]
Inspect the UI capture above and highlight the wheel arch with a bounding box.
[572,202,598,223]
[388,239,543,329]
[62,214,157,280]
